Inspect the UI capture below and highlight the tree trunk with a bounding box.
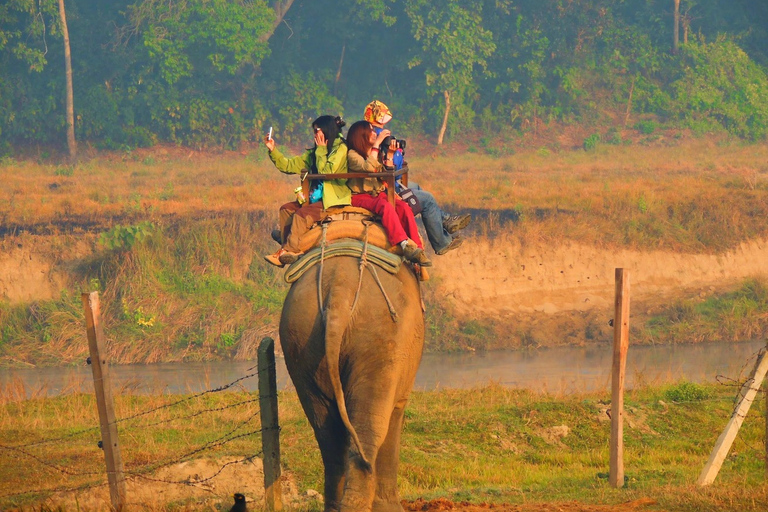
[624,76,636,127]
[437,90,451,146]
[58,0,76,163]
[259,0,297,43]
[682,16,690,44]
[333,44,345,95]
[672,0,681,55]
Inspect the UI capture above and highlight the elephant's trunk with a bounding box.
[324,294,373,472]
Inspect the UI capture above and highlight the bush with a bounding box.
[671,41,768,141]
[634,120,657,134]
[664,382,711,403]
[583,133,601,150]
[99,222,157,251]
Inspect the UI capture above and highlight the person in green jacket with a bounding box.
[264,115,351,266]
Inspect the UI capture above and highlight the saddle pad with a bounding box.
[285,240,403,283]
[296,218,401,254]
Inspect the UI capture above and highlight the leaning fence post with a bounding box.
[82,292,126,511]
[258,337,282,511]
[698,347,768,486]
[610,269,630,488]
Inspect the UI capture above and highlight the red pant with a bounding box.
[351,193,423,248]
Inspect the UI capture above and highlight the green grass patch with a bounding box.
[7,382,765,510]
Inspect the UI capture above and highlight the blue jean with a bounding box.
[409,182,453,253]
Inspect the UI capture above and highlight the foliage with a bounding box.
[274,71,344,143]
[670,40,768,140]
[582,133,600,151]
[2,1,768,147]
[640,279,768,345]
[663,382,711,403]
[99,222,156,251]
[405,0,496,138]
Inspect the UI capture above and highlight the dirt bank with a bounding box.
[2,232,767,356]
[4,233,768,312]
[427,235,768,345]
[435,235,768,318]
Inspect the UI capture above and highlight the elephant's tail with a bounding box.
[324,301,372,472]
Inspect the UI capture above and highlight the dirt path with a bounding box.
[405,497,661,512]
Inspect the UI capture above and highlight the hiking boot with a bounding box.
[402,240,433,267]
[278,250,303,265]
[270,229,282,244]
[264,249,286,267]
[443,213,471,234]
[436,235,463,256]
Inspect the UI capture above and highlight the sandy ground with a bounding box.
[39,457,662,512]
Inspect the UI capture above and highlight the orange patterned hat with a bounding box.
[363,100,393,127]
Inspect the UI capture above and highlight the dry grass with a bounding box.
[3,140,768,251]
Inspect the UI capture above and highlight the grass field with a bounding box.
[2,138,768,252]
[1,380,767,511]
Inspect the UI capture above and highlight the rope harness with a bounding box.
[315,221,399,323]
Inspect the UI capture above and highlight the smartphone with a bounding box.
[267,126,273,141]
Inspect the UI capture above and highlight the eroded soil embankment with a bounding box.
[3,233,768,343]
[431,235,768,324]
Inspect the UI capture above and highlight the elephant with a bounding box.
[279,255,425,512]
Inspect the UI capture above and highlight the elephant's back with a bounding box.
[279,255,424,365]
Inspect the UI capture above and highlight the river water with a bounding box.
[1,340,765,397]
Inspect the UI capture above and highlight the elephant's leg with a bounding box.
[292,384,350,512]
[315,411,351,512]
[372,399,407,512]
[339,392,398,512]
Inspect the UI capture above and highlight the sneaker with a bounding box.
[402,240,433,267]
[443,213,471,234]
[270,229,282,244]
[436,235,463,256]
[278,250,303,265]
[264,249,286,267]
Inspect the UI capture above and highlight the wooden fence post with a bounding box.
[610,269,630,488]
[698,347,768,486]
[258,337,282,511]
[82,292,126,511]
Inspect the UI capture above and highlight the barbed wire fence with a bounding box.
[0,292,283,512]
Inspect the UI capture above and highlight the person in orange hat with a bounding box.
[363,100,470,255]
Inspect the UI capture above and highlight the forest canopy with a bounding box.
[1,0,768,153]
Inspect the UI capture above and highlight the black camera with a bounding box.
[381,135,406,151]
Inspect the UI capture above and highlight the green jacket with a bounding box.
[268,135,351,209]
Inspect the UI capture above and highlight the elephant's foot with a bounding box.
[372,496,405,512]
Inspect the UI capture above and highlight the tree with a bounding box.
[673,0,680,55]
[405,0,495,144]
[57,0,75,162]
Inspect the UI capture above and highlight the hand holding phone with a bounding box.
[264,126,275,151]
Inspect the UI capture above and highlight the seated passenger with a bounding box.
[363,100,470,255]
[264,115,350,267]
[346,120,431,267]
